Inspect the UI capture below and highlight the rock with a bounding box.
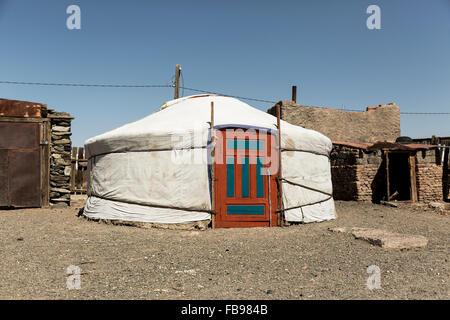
[50,175,70,182]
[50,187,71,194]
[53,139,71,145]
[52,131,72,136]
[428,202,446,211]
[64,166,71,176]
[351,228,428,249]
[52,126,70,132]
[49,192,60,198]
[51,202,69,208]
[328,227,349,233]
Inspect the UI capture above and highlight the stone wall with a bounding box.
[416,149,443,202]
[268,100,401,143]
[331,145,445,203]
[330,145,385,202]
[48,111,73,207]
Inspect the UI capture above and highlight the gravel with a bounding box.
[0,200,448,300]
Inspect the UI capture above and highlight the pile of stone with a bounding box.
[48,110,73,207]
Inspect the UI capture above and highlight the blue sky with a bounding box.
[0,0,449,146]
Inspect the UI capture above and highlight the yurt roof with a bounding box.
[85,94,331,158]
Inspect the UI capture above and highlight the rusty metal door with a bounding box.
[0,122,41,208]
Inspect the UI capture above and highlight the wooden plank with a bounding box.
[40,120,50,207]
[385,150,390,201]
[77,147,84,192]
[0,117,45,123]
[70,147,77,192]
[81,148,87,191]
[409,154,417,202]
[276,103,283,227]
[211,101,216,229]
[214,220,270,228]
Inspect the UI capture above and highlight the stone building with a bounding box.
[268,100,448,203]
[330,142,446,203]
[0,98,73,208]
[268,100,400,143]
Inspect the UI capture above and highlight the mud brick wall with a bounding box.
[48,111,73,207]
[268,101,401,143]
[415,149,443,202]
[330,145,384,202]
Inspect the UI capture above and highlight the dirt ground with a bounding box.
[0,199,448,300]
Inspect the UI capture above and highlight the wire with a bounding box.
[400,112,450,115]
[179,86,278,104]
[1,79,449,114]
[0,80,171,88]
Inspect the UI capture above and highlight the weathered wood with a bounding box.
[276,103,284,227]
[76,147,84,192]
[211,101,216,229]
[174,64,181,99]
[70,147,77,192]
[0,117,46,123]
[409,154,417,202]
[70,147,87,194]
[40,119,51,207]
[385,150,390,201]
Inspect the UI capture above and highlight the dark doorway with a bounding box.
[388,152,411,201]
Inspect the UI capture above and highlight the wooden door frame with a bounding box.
[213,128,278,228]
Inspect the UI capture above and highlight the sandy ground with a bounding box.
[0,199,448,300]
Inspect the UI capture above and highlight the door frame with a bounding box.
[213,127,278,228]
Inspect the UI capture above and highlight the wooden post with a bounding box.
[40,119,50,207]
[77,147,84,193]
[409,153,417,202]
[292,86,297,104]
[174,64,181,99]
[210,101,216,229]
[276,103,284,227]
[385,150,390,201]
[70,147,77,193]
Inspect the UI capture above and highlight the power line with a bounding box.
[180,86,278,104]
[1,79,449,114]
[0,80,171,88]
[400,112,450,115]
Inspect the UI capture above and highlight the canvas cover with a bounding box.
[83,95,335,224]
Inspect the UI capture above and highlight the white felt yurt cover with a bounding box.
[83,95,335,224]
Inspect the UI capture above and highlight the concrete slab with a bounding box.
[351,227,428,249]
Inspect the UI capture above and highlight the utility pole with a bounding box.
[174,64,181,99]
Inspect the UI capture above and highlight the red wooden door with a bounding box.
[214,128,278,228]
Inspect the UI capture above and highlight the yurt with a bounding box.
[83,95,335,228]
